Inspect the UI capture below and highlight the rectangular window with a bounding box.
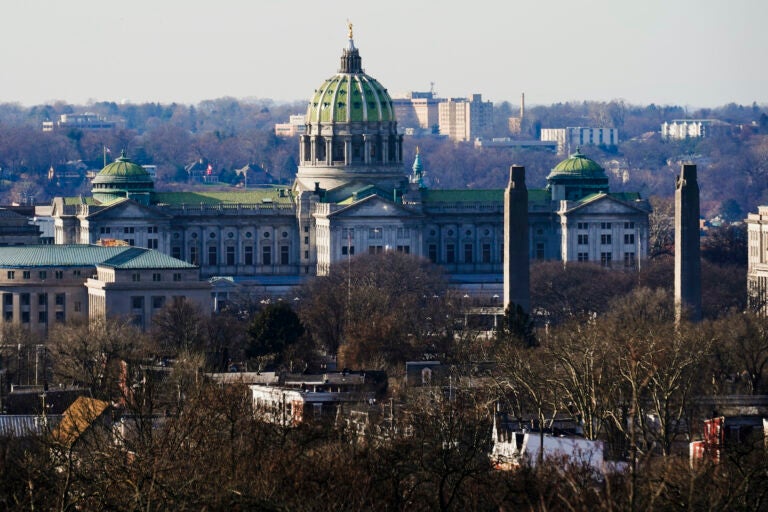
[280,246,289,265]
[132,272,141,282]
[396,245,410,254]
[368,245,383,254]
[304,250,309,259]
[208,246,218,265]
[100,227,111,234]
[148,226,158,234]
[578,252,589,262]
[428,244,437,263]
[226,246,235,265]
[464,243,473,263]
[73,270,81,277]
[578,234,589,245]
[55,311,65,323]
[304,236,309,245]
[601,234,612,245]
[4,311,12,322]
[3,293,12,306]
[152,296,165,309]
[126,239,135,246]
[124,227,135,234]
[38,293,47,306]
[38,311,47,324]
[601,222,611,230]
[397,227,410,238]
[262,246,272,265]
[55,270,63,279]
[369,227,383,239]
[22,271,30,280]
[39,271,47,280]
[55,293,65,306]
[74,301,82,313]
[536,242,545,260]
[21,293,30,306]
[342,228,354,239]
[624,252,636,267]
[190,246,198,265]
[624,222,635,229]
[244,246,254,265]
[152,273,162,282]
[577,222,588,230]
[342,245,355,256]
[601,252,612,267]
[173,273,182,282]
[624,233,635,245]
[446,244,455,264]
[147,238,158,249]
[131,296,144,310]
[482,243,491,263]
[6,271,13,279]
[171,246,182,259]
[21,311,29,324]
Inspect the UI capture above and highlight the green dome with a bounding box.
[92,151,153,185]
[305,38,394,124]
[547,149,607,180]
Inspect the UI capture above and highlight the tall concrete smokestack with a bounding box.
[504,165,530,313]
[674,163,702,322]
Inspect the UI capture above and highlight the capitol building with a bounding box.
[49,29,651,298]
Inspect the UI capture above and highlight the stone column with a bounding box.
[674,163,701,322]
[504,165,530,313]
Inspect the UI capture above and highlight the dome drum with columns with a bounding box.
[295,26,404,193]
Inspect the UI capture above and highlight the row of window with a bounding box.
[427,243,497,264]
[3,292,68,307]
[174,245,291,266]
[577,234,636,245]
[131,272,182,282]
[7,270,74,280]
[577,222,636,230]
[576,252,636,267]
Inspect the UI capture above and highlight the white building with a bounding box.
[540,127,619,155]
[661,119,732,140]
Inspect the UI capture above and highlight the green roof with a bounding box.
[547,149,607,180]
[0,245,194,269]
[307,75,393,124]
[420,188,552,207]
[151,189,293,206]
[92,152,152,185]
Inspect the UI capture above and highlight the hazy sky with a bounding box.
[1,0,766,108]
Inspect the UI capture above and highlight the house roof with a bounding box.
[51,396,110,447]
[0,245,194,269]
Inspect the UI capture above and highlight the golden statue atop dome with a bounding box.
[347,20,353,40]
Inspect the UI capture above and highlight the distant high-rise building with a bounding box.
[438,94,493,142]
[392,91,440,133]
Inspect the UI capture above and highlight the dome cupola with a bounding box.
[92,150,154,205]
[546,148,609,201]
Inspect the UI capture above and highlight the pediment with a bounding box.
[563,195,648,216]
[87,199,170,221]
[327,195,420,219]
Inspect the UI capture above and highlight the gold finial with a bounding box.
[347,20,353,40]
[416,145,420,155]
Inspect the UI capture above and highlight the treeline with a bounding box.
[1,99,768,219]
[0,252,765,510]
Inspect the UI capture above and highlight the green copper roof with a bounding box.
[92,151,152,185]
[151,189,294,206]
[420,188,551,207]
[307,74,393,124]
[547,149,607,180]
[0,245,194,269]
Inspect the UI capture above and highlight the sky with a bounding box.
[1,0,766,108]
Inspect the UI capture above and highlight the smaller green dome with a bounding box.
[93,151,152,184]
[548,149,606,180]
